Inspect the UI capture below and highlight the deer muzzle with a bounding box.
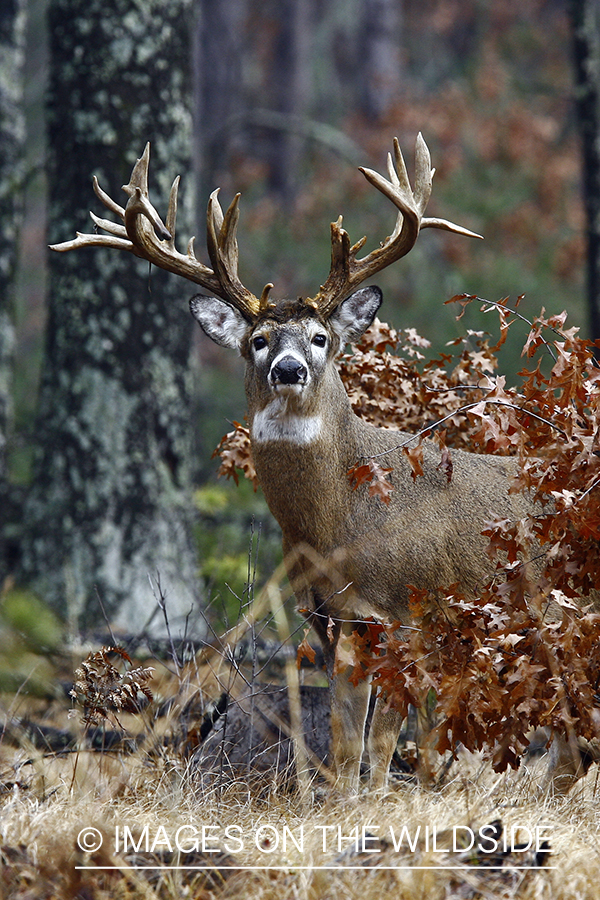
[270,355,308,386]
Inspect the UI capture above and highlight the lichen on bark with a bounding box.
[19,0,202,636]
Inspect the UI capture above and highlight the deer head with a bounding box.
[52,135,480,449]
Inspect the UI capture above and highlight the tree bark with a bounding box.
[259,0,312,203]
[193,0,246,217]
[359,0,402,122]
[19,0,201,636]
[570,0,600,341]
[0,0,26,585]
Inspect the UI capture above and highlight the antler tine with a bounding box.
[50,172,131,253]
[50,231,134,254]
[90,211,128,239]
[206,190,268,320]
[122,144,172,243]
[412,132,434,215]
[207,188,224,240]
[164,176,180,251]
[93,174,125,218]
[50,143,265,319]
[122,141,154,202]
[308,134,482,318]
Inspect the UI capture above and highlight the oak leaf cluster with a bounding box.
[346,297,600,770]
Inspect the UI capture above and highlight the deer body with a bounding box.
[254,411,523,616]
[190,287,532,791]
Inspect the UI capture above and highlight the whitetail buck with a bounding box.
[51,136,590,794]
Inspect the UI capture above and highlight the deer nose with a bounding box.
[271,356,308,385]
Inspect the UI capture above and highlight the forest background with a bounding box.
[1,0,599,649]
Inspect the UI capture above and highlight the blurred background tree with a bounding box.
[570,0,600,344]
[0,0,26,589]
[1,0,597,636]
[12,0,201,636]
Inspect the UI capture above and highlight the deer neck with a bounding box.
[248,369,360,550]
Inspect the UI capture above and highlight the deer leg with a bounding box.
[544,733,600,795]
[329,660,371,793]
[312,610,371,794]
[367,696,403,790]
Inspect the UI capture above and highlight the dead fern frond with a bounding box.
[70,645,154,728]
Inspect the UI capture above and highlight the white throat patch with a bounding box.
[251,399,322,445]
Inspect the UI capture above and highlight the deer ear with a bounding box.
[329,286,383,344]
[189,295,249,351]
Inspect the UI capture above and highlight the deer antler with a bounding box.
[307,133,482,317]
[51,136,478,322]
[50,143,273,321]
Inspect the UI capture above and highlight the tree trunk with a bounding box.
[260,0,312,203]
[193,0,247,218]
[359,0,402,122]
[0,0,26,586]
[19,0,201,637]
[570,0,600,342]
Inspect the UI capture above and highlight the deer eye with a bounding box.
[253,335,268,351]
[312,334,327,348]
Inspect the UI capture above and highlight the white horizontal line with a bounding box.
[75,864,555,871]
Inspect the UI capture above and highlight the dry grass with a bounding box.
[1,616,599,899]
[2,713,600,900]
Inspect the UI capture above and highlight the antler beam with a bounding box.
[307,133,482,317]
[50,143,272,321]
